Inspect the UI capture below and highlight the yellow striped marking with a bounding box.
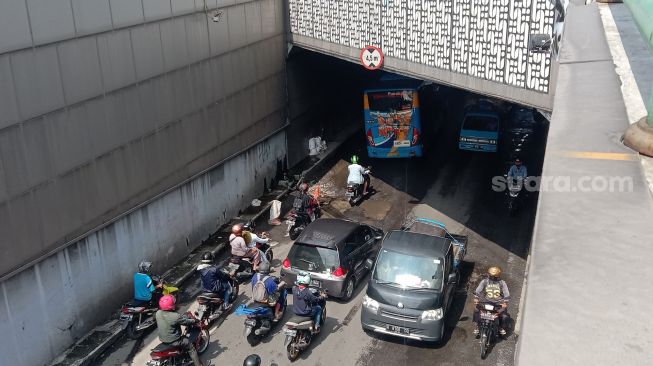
[554,150,638,161]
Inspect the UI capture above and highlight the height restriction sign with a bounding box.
[360,46,384,70]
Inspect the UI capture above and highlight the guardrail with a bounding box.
[625,0,653,125]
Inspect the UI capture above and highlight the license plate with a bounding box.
[345,192,354,197]
[393,140,410,147]
[480,312,496,320]
[284,329,297,336]
[198,304,207,312]
[310,279,321,288]
[386,324,410,335]
[120,314,133,321]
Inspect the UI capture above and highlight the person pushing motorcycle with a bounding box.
[473,266,511,336]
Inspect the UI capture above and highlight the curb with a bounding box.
[50,129,355,366]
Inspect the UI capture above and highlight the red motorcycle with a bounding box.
[146,312,210,366]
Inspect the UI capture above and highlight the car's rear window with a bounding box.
[287,243,339,273]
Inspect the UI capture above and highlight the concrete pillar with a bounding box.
[622,0,653,155]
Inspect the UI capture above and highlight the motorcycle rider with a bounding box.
[155,294,204,366]
[507,158,528,181]
[243,354,261,366]
[230,224,261,271]
[242,224,270,264]
[294,183,319,222]
[473,266,511,336]
[347,155,370,196]
[197,252,233,311]
[133,261,162,306]
[251,262,287,334]
[292,271,327,334]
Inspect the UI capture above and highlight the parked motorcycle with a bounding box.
[145,312,210,366]
[506,176,524,216]
[477,302,502,359]
[236,288,288,346]
[345,167,371,206]
[120,277,178,339]
[195,276,240,324]
[282,288,327,362]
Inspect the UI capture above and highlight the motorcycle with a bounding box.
[345,167,371,206]
[236,288,288,346]
[477,302,502,359]
[120,277,178,339]
[282,288,327,362]
[227,256,255,282]
[287,206,321,241]
[146,312,210,366]
[506,176,524,216]
[195,276,240,324]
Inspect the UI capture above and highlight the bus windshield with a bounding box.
[367,90,413,113]
[462,115,499,132]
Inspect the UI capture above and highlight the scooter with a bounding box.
[227,256,255,282]
[345,168,371,206]
[195,276,240,324]
[282,288,327,362]
[120,277,178,339]
[146,312,210,366]
[236,288,288,346]
[506,176,524,216]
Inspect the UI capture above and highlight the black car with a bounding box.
[281,218,383,302]
[361,230,459,343]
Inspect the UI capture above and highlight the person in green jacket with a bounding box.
[155,295,204,366]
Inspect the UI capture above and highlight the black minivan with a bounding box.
[360,230,458,342]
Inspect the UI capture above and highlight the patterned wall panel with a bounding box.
[289,0,556,93]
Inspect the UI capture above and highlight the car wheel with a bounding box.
[341,278,355,302]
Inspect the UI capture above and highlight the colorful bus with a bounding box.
[363,74,424,158]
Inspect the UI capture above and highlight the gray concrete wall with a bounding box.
[0,131,287,366]
[0,0,287,278]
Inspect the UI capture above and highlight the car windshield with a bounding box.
[510,109,536,129]
[462,115,499,132]
[287,243,339,273]
[373,249,444,290]
[367,90,413,113]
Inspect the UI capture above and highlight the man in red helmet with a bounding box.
[230,224,261,271]
[294,183,319,221]
[155,294,204,366]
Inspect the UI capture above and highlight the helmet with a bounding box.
[201,251,214,264]
[296,271,311,285]
[514,157,522,165]
[243,354,261,366]
[298,183,309,193]
[351,155,359,164]
[242,222,253,232]
[232,224,243,236]
[258,262,271,275]
[138,261,152,274]
[159,294,176,311]
[488,266,502,279]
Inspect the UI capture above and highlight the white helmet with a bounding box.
[296,271,311,286]
[138,261,153,274]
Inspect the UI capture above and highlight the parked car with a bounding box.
[360,230,460,343]
[281,218,383,302]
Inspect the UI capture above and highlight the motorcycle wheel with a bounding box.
[247,332,261,346]
[480,330,489,359]
[348,198,355,207]
[230,281,240,303]
[125,320,144,340]
[196,328,210,354]
[289,226,301,240]
[508,201,516,217]
[287,342,300,362]
[265,249,274,262]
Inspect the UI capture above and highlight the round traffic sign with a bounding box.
[360,46,384,70]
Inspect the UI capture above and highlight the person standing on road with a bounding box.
[472,266,511,336]
[230,224,261,271]
[155,295,204,366]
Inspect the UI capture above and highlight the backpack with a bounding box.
[252,274,270,303]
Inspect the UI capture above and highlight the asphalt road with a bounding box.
[95,89,544,366]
